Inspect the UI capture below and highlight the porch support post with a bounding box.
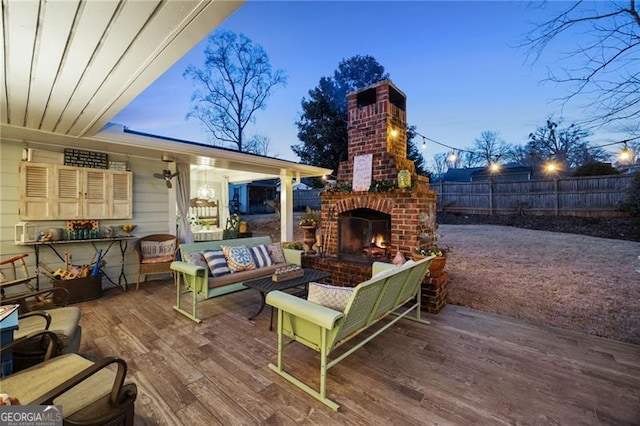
[280,169,294,242]
[221,175,230,225]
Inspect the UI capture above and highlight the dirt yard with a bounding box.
[439,225,640,345]
[245,214,640,345]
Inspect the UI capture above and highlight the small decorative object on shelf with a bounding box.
[67,220,99,239]
[119,224,137,236]
[272,265,304,282]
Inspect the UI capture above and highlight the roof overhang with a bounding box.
[1,123,332,184]
[1,0,243,138]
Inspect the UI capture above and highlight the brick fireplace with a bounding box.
[301,80,447,313]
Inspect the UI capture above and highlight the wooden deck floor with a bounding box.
[78,280,640,425]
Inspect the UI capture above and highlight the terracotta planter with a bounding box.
[412,253,447,277]
[300,225,317,255]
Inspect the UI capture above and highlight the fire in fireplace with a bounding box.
[338,208,391,263]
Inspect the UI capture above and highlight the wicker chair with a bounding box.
[133,234,177,290]
[1,330,137,425]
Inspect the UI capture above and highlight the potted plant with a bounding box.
[412,245,450,276]
[298,206,321,228]
[298,207,321,254]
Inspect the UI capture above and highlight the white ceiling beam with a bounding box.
[68,0,208,136]
[5,0,39,126]
[26,0,80,129]
[80,0,243,137]
[39,0,119,131]
[54,0,159,134]
[0,2,7,124]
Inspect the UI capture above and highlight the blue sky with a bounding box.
[114,1,628,165]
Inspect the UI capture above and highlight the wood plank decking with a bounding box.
[78,280,640,425]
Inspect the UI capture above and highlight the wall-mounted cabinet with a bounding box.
[19,162,132,220]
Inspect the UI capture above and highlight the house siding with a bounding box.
[0,139,174,294]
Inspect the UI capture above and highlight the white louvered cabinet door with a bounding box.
[19,162,55,220]
[109,171,132,219]
[55,165,82,219]
[83,169,109,219]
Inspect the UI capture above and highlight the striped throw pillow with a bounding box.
[250,244,274,268]
[203,250,230,277]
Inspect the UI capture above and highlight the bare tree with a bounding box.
[431,153,449,179]
[523,1,640,133]
[471,130,512,165]
[527,118,606,172]
[245,134,279,157]
[184,31,287,151]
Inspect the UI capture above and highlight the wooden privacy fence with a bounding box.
[429,174,634,217]
[293,189,322,211]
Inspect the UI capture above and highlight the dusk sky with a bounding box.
[113,1,629,166]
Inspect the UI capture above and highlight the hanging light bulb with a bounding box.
[619,143,632,163]
[421,137,426,150]
[544,161,560,174]
[448,150,458,164]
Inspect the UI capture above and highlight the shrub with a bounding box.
[619,171,640,217]
[573,162,620,176]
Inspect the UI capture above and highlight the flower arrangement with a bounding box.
[413,245,450,258]
[282,241,304,250]
[298,206,321,227]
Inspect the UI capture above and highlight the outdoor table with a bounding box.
[244,268,331,330]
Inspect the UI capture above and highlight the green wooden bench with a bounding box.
[170,236,301,323]
[266,255,434,410]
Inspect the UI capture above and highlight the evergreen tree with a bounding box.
[292,55,389,172]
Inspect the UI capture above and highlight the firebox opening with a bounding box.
[338,208,391,264]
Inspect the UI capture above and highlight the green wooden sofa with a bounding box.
[170,236,301,322]
[265,255,434,410]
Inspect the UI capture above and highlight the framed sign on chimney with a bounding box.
[352,154,372,192]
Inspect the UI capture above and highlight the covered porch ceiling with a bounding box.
[1,0,243,138]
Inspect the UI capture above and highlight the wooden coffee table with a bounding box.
[244,268,331,329]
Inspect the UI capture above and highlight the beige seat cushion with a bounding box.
[1,353,118,417]
[16,306,81,349]
[207,262,289,289]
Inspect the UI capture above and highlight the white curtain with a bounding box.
[176,162,194,244]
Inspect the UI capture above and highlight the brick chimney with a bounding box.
[337,80,416,184]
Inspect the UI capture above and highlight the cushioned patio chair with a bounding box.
[2,287,82,371]
[1,330,137,425]
[133,234,178,290]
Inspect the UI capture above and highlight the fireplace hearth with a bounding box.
[338,208,391,263]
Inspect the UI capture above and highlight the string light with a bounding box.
[414,129,639,168]
[544,161,561,174]
[618,143,633,163]
[489,162,502,174]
